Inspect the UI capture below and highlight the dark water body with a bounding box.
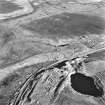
[0,0,23,13]
[22,13,105,39]
[70,72,104,97]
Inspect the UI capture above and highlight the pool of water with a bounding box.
[0,0,23,14]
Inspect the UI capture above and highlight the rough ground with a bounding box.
[0,0,105,105]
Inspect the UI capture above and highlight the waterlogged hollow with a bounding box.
[22,13,105,40]
[0,0,23,14]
